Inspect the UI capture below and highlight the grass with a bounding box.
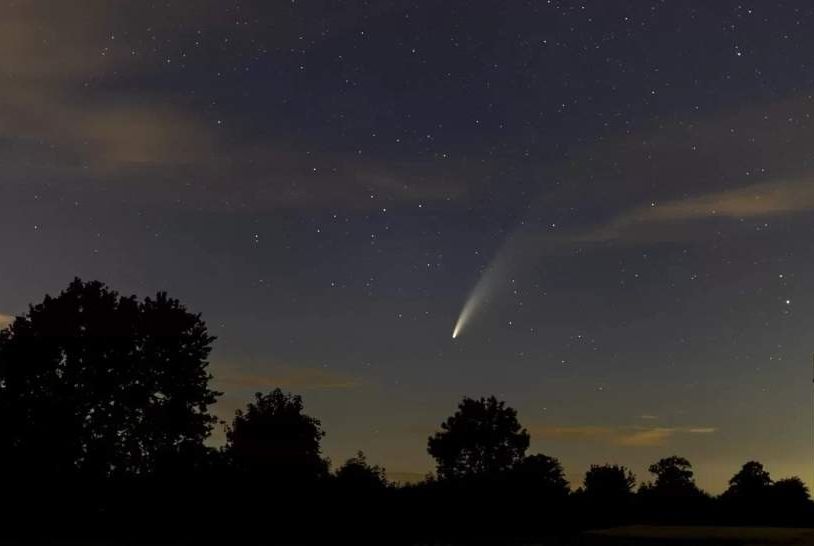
[581,525,814,545]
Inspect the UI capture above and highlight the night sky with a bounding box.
[2,1,814,492]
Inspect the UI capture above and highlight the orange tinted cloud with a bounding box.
[0,314,13,329]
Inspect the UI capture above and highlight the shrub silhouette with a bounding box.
[511,453,570,497]
[321,450,392,542]
[506,453,573,536]
[427,395,529,480]
[583,464,636,500]
[334,450,389,490]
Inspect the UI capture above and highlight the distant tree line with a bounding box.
[0,279,811,543]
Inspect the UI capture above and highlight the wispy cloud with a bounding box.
[535,425,716,448]
[685,427,717,434]
[0,3,469,212]
[0,6,216,169]
[573,178,814,243]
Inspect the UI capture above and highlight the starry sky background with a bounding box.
[2,0,814,492]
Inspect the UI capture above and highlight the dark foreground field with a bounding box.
[579,525,814,545]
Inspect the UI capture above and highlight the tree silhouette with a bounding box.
[0,278,219,481]
[577,464,636,526]
[724,460,772,499]
[427,395,529,480]
[772,476,809,506]
[583,464,636,500]
[644,455,701,497]
[718,461,788,524]
[637,455,708,523]
[511,453,570,496]
[334,451,389,490]
[768,476,813,522]
[225,389,328,483]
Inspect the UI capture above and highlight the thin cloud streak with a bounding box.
[575,178,814,243]
[536,424,717,448]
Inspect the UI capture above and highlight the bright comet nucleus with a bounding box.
[451,301,473,339]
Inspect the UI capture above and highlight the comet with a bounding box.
[451,284,482,339]
[451,220,553,339]
[450,244,512,339]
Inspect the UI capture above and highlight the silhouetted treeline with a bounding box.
[0,279,811,543]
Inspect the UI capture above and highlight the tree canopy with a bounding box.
[772,477,809,506]
[511,453,570,496]
[0,278,219,481]
[583,464,636,500]
[645,455,701,497]
[427,395,529,480]
[225,388,328,483]
[334,451,389,490]
[725,460,773,499]
[2,280,813,540]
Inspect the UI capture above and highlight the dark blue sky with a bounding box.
[2,0,814,490]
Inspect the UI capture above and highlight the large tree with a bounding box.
[642,455,703,499]
[427,395,529,480]
[648,455,697,494]
[0,279,219,480]
[725,460,773,499]
[225,389,329,483]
